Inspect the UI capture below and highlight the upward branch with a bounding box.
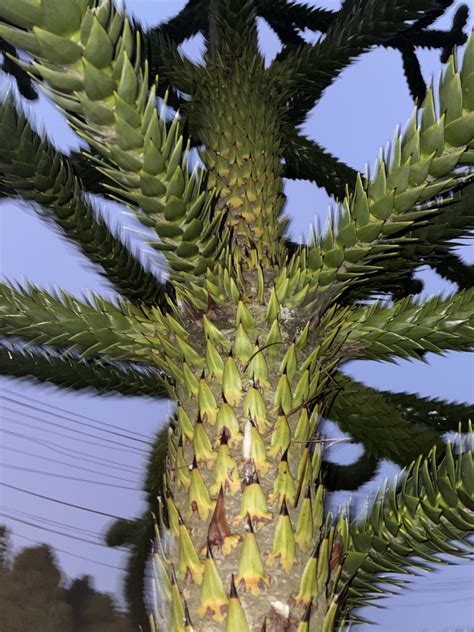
[340,439,474,617]
[0,97,170,307]
[284,36,473,315]
[274,0,457,126]
[0,0,219,283]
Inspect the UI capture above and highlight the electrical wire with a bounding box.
[2,407,147,455]
[0,391,154,445]
[2,445,142,484]
[0,385,156,439]
[3,505,109,539]
[2,429,142,474]
[0,482,128,519]
[0,512,125,549]
[1,463,142,491]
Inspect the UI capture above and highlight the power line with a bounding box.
[0,391,154,445]
[0,482,128,519]
[2,407,147,455]
[12,532,127,573]
[0,386,156,441]
[2,463,142,491]
[2,429,142,474]
[0,513,124,549]
[2,445,142,484]
[3,506,108,539]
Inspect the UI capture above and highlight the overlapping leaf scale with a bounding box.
[0,97,169,307]
[339,289,474,361]
[257,0,335,35]
[0,282,168,366]
[328,374,443,465]
[0,0,221,280]
[383,389,474,433]
[341,440,474,610]
[289,35,473,297]
[349,180,474,299]
[0,344,168,397]
[275,0,452,125]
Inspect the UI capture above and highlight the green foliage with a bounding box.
[340,438,474,619]
[340,289,474,360]
[0,1,472,630]
[0,97,170,307]
[274,0,457,125]
[0,282,166,365]
[0,344,167,397]
[329,375,444,465]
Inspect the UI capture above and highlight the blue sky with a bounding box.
[0,1,473,629]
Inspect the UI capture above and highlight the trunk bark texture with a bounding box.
[153,272,345,631]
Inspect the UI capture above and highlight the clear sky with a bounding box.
[0,1,473,630]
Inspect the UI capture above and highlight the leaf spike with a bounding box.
[293,543,319,607]
[274,370,293,414]
[187,455,213,521]
[222,351,243,405]
[233,322,253,362]
[243,386,270,434]
[294,408,310,445]
[203,314,227,346]
[170,565,186,632]
[295,442,315,506]
[198,375,218,424]
[237,466,272,528]
[268,408,291,458]
[211,435,241,496]
[236,514,270,595]
[164,490,180,538]
[264,318,283,359]
[225,574,250,632]
[197,541,229,622]
[266,286,280,323]
[296,600,313,632]
[193,414,216,467]
[215,399,241,447]
[208,486,241,554]
[295,484,314,552]
[321,596,338,632]
[177,405,194,443]
[269,449,296,507]
[316,536,331,596]
[246,341,270,390]
[177,518,204,585]
[247,418,272,476]
[236,299,255,330]
[206,338,225,381]
[176,436,191,490]
[267,497,297,573]
[182,361,199,397]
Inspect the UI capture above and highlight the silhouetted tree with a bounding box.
[0,530,133,632]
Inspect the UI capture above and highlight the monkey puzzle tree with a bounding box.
[0,0,473,630]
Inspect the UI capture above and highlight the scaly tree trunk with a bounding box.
[152,12,342,628]
[157,282,342,630]
[0,2,473,631]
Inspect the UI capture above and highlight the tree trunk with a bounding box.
[153,269,344,631]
